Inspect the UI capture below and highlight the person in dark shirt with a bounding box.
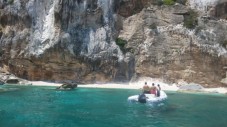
[156,84,161,97]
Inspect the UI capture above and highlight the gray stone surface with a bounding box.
[0,72,31,85]
[179,83,204,91]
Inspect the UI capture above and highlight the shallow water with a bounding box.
[0,85,227,127]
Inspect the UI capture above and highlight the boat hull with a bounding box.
[128,91,167,103]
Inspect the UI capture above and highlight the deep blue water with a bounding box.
[0,85,227,127]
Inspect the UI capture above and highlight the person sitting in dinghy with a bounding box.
[150,83,157,95]
[143,82,150,94]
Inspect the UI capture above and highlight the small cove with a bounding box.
[0,85,227,127]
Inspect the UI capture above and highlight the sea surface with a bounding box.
[0,85,227,127]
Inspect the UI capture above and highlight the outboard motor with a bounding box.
[138,93,147,103]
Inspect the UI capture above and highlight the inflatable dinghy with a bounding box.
[128,91,167,103]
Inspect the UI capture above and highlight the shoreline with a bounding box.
[1,75,226,95]
[1,72,226,94]
[29,81,227,95]
[78,84,227,94]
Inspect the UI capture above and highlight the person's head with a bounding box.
[158,84,160,87]
[145,82,147,85]
[152,83,155,86]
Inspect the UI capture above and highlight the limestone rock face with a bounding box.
[1,0,227,86]
[118,2,227,87]
[0,0,128,83]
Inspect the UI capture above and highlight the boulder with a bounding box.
[6,79,19,84]
[179,83,204,91]
[56,83,78,90]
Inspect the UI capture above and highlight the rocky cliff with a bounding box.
[0,0,227,86]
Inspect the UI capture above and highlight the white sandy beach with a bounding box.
[31,77,179,91]
[30,78,227,94]
[31,81,63,87]
[204,88,227,94]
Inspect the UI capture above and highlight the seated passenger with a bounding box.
[150,83,156,95]
[143,82,150,94]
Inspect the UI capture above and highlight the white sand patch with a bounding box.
[204,87,227,94]
[31,81,62,86]
[78,83,179,91]
[78,83,141,89]
[79,77,179,91]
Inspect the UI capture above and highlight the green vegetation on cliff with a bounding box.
[116,38,127,48]
[116,38,127,53]
[163,0,175,5]
[184,10,198,29]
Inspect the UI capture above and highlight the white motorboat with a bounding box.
[128,91,167,103]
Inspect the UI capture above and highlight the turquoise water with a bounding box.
[0,85,227,127]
